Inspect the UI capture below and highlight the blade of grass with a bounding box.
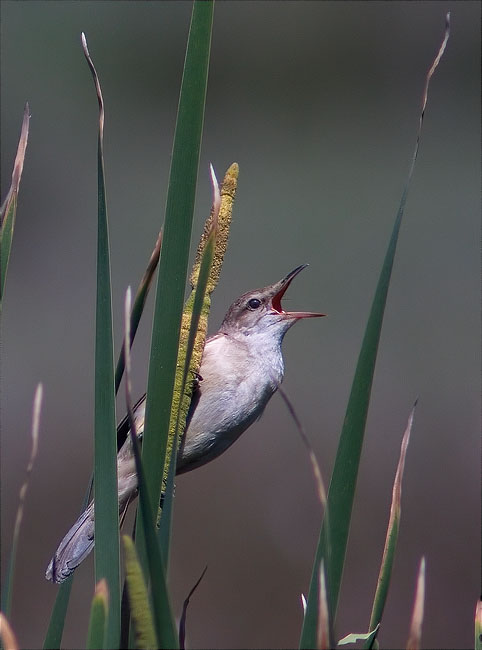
[157,432,177,574]
[317,561,330,650]
[49,81,183,650]
[45,24,228,650]
[46,11,219,648]
[163,161,237,478]
[1,102,29,308]
[0,613,19,650]
[82,32,120,648]
[43,578,74,649]
[121,162,236,565]
[86,580,109,650]
[1,384,42,618]
[122,536,158,650]
[157,164,220,568]
[475,600,482,650]
[277,386,328,516]
[173,164,220,445]
[137,0,214,576]
[365,402,417,648]
[124,288,178,648]
[121,161,237,570]
[406,557,426,650]
[178,566,208,650]
[300,15,450,647]
[338,626,380,646]
[189,162,238,292]
[277,386,332,645]
[43,482,94,649]
[115,229,163,399]
[120,575,131,650]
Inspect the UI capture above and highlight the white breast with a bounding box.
[177,332,284,473]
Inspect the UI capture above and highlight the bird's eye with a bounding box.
[247,298,261,310]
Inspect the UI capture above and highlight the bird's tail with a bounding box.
[45,502,95,583]
[46,437,139,583]
[46,400,147,583]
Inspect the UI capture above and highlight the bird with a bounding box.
[46,264,324,583]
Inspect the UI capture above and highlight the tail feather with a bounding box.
[45,502,95,584]
[45,401,144,583]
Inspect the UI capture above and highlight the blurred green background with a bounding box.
[1,1,479,648]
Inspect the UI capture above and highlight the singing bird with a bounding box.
[46,264,324,583]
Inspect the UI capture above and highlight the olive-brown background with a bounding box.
[1,2,480,648]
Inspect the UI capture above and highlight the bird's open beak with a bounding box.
[271,265,326,319]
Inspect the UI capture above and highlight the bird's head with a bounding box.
[219,265,325,341]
